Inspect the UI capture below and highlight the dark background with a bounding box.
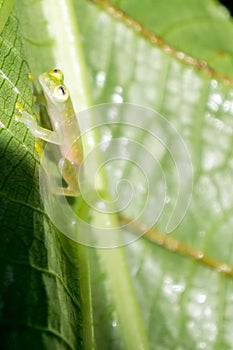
[220,0,233,15]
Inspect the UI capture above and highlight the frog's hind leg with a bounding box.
[56,158,80,196]
[45,158,80,197]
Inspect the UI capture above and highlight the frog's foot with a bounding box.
[45,182,80,196]
[28,72,34,83]
[54,158,80,197]
[50,186,80,197]
[35,139,44,158]
[15,102,37,129]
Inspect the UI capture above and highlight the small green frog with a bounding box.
[15,68,83,196]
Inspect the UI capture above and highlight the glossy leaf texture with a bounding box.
[0,7,83,350]
[1,0,233,349]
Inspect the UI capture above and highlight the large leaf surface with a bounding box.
[1,0,233,349]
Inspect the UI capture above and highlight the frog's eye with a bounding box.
[49,68,64,82]
[53,85,69,102]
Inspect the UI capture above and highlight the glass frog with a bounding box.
[15,68,83,196]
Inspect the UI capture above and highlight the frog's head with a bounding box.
[39,68,70,106]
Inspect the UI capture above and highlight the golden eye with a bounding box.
[49,68,64,82]
[53,85,69,102]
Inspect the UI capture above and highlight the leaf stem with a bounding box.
[41,0,92,112]
[40,0,149,348]
[120,216,233,278]
[90,0,233,87]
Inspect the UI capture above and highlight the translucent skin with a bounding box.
[15,69,83,196]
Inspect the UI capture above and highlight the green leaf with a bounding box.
[0,10,83,350]
[1,0,233,349]
[0,0,14,34]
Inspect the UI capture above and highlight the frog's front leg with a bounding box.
[15,103,63,145]
[15,103,80,197]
